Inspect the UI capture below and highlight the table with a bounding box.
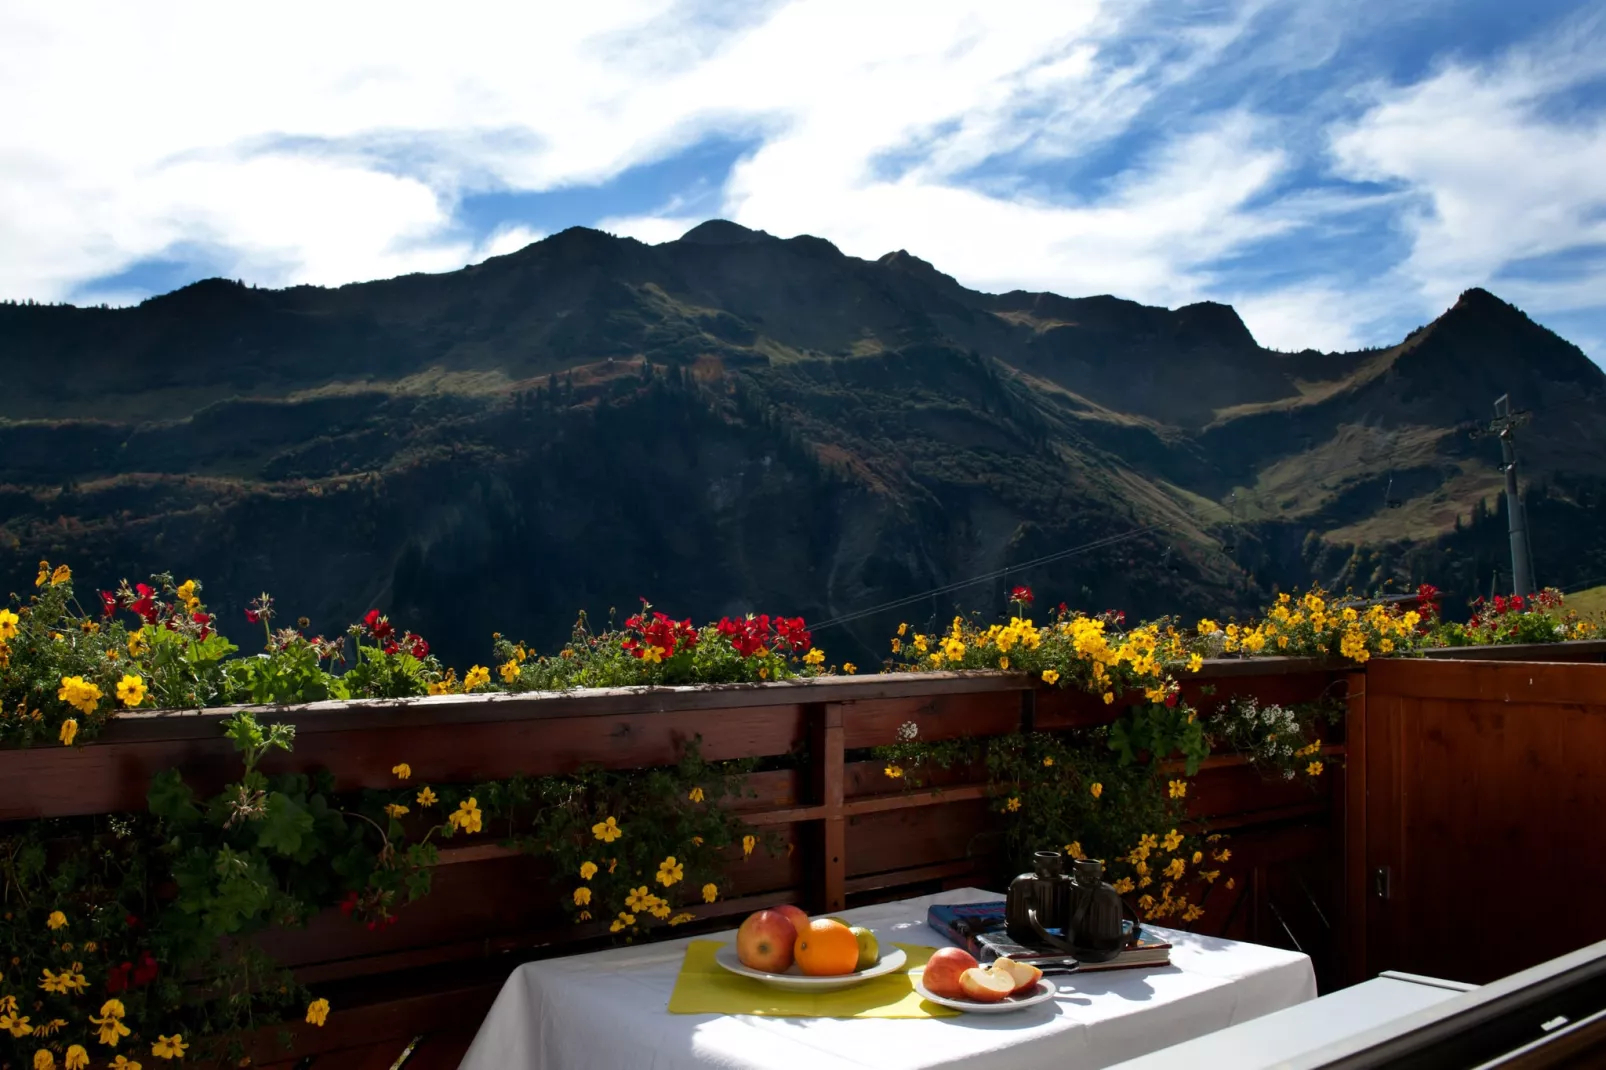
[459,887,1317,1070]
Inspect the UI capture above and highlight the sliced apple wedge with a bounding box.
[992,956,1044,995]
[957,965,1016,1003]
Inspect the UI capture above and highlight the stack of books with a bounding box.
[926,901,1172,972]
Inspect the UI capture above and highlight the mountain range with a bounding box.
[4,219,1605,668]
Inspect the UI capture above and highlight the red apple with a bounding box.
[922,947,979,999]
[958,965,1016,1003]
[737,910,797,972]
[993,956,1044,995]
[772,903,810,938]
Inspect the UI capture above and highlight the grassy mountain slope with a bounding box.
[3,220,1604,665]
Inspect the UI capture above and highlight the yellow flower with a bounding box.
[890,637,902,653]
[1004,797,1022,812]
[151,1034,188,1059]
[463,665,491,691]
[1162,829,1184,852]
[692,836,703,846]
[1187,653,1204,672]
[416,786,438,807]
[1182,904,1205,923]
[448,797,483,834]
[803,648,825,666]
[1169,779,1187,799]
[1137,894,1156,913]
[391,763,412,780]
[577,911,591,921]
[175,579,196,604]
[579,861,598,880]
[1090,782,1103,799]
[306,998,330,1027]
[1111,877,1135,894]
[1226,877,1236,889]
[649,902,671,920]
[0,609,18,641]
[35,561,50,587]
[898,622,908,637]
[688,786,705,803]
[1164,858,1186,881]
[114,675,146,707]
[51,564,72,587]
[656,856,684,887]
[884,764,903,779]
[669,913,695,926]
[33,1050,55,1070]
[127,630,147,657]
[625,886,653,911]
[702,883,719,903]
[843,662,857,674]
[1040,669,1060,685]
[1192,851,1203,864]
[998,655,1010,670]
[46,910,67,931]
[65,1045,89,1069]
[1202,869,1220,883]
[609,912,636,933]
[57,676,102,715]
[83,942,96,953]
[1103,692,1115,705]
[59,719,78,747]
[40,968,68,994]
[573,887,591,907]
[1307,761,1324,777]
[90,1000,129,1047]
[607,858,617,873]
[110,1057,142,1070]
[1214,848,1232,862]
[1065,842,1083,859]
[742,834,756,857]
[383,803,409,819]
[499,659,521,683]
[1,1011,32,1037]
[592,816,622,843]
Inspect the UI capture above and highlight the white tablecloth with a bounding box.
[458,887,1316,1070]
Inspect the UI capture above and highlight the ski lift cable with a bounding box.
[808,523,1172,634]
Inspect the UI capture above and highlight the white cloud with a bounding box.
[1328,17,1606,319]
[0,0,1603,365]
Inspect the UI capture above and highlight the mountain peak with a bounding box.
[1174,300,1257,349]
[877,248,964,292]
[677,219,773,245]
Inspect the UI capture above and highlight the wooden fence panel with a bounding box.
[1355,658,1606,985]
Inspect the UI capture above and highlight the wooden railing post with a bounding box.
[807,702,846,913]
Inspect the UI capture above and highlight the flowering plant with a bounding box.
[1429,588,1596,646]
[1202,586,1426,663]
[1206,695,1340,782]
[887,603,1199,707]
[492,602,828,691]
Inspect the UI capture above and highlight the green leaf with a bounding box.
[148,768,201,826]
[256,793,315,857]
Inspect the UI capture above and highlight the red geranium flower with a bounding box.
[99,590,121,618]
[1010,585,1034,606]
[192,612,213,641]
[363,609,396,642]
[106,962,131,994]
[132,950,158,987]
[129,583,157,624]
[405,633,430,659]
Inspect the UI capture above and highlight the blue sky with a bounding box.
[3,0,1605,361]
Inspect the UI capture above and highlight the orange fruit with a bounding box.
[794,918,861,976]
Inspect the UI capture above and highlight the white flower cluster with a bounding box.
[896,720,919,742]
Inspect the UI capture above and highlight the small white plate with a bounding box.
[910,970,1057,1013]
[713,944,908,992]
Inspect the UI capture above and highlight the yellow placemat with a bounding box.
[667,941,959,1017]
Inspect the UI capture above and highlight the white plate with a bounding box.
[713,944,908,992]
[910,970,1057,1013]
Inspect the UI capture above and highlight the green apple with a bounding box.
[849,925,879,970]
